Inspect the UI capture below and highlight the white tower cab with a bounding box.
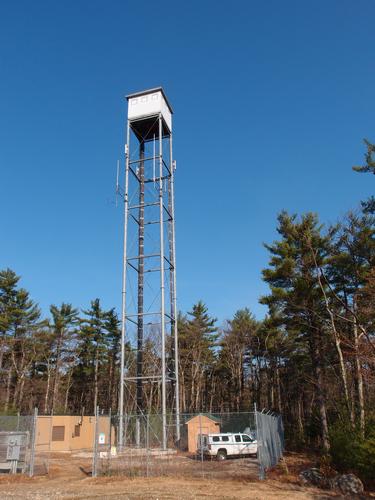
[118,88,179,450]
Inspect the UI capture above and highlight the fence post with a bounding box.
[254,403,265,480]
[146,414,150,477]
[92,406,99,477]
[46,414,53,474]
[136,417,140,448]
[198,413,204,477]
[108,408,112,452]
[29,407,38,477]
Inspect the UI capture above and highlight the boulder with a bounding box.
[299,468,330,489]
[299,468,365,495]
[331,473,364,496]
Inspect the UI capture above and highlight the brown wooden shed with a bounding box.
[185,415,221,453]
[36,416,112,452]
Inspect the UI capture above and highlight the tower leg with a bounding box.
[137,142,145,415]
[159,114,167,450]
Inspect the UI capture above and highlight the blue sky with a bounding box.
[1,0,374,324]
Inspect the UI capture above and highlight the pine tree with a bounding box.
[103,308,121,412]
[179,301,218,412]
[74,299,110,413]
[0,269,43,412]
[353,139,375,213]
[261,212,331,451]
[353,139,375,175]
[219,309,258,411]
[49,303,79,413]
[325,210,375,435]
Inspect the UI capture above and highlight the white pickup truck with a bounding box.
[198,432,257,460]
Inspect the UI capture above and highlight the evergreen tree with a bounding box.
[103,308,121,412]
[219,309,258,411]
[353,139,375,175]
[74,299,110,413]
[49,303,79,413]
[178,301,218,412]
[261,212,331,451]
[353,139,375,213]
[0,269,43,411]
[325,210,375,434]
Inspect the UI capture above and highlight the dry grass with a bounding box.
[0,451,364,499]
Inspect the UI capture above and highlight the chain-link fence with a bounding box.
[255,409,284,479]
[0,409,51,476]
[0,408,284,479]
[92,410,264,479]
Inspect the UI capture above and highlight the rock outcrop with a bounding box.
[330,473,364,496]
[299,468,330,489]
[299,468,364,496]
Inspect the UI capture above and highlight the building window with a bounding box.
[52,426,65,441]
[74,425,81,437]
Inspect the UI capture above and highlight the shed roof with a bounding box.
[185,414,221,424]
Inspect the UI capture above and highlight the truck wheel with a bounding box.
[217,450,227,461]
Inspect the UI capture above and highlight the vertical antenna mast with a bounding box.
[115,160,120,207]
[119,138,129,450]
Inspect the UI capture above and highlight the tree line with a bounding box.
[0,140,374,468]
[0,281,123,416]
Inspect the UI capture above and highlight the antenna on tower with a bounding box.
[115,160,120,207]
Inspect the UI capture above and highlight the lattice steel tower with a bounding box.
[118,88,179,450]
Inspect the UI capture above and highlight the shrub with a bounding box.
[330,420,375,487]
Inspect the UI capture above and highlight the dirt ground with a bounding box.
[0,452,369,499]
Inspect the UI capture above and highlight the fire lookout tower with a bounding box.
[118,88,179,450]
